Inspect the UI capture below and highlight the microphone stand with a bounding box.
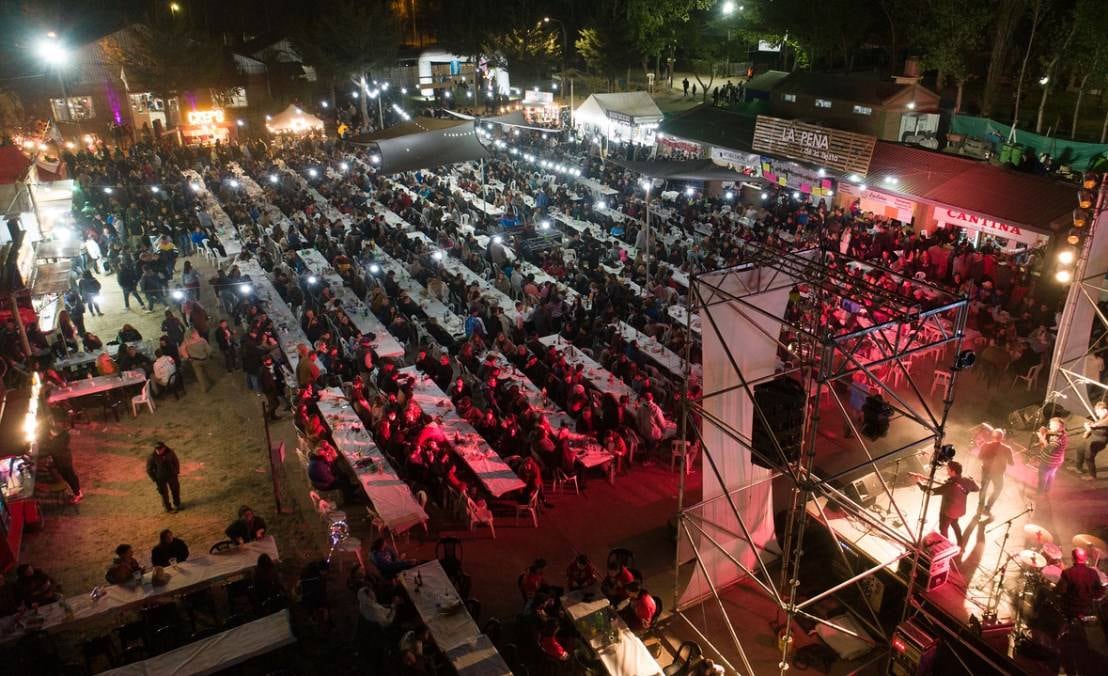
[881,457,903,525]
[979,504,1034,608]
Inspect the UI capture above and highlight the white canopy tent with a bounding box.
[266,105,325,135]
[573,92,663,146]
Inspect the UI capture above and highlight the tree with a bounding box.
[918,0,990,112]
[1032,1,1078,134]
[1065,0,1108,138]
[576,25,637,91]
[981,0,1027,118]
[294,0,400,129]
[481,26,560,86]
[0,90,24,136]
[100,18,228,124]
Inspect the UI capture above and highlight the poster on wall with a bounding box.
[711,146,759,171]
[838,182,917,224]
[759,157,834,197]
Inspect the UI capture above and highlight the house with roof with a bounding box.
[768,72,940,143]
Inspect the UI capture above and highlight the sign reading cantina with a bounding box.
[752,115,876,176]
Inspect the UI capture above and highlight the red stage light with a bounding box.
[892,637,907,653]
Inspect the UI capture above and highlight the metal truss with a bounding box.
[674,240,969,674]
[1044,176,1108,420]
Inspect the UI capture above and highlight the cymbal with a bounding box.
[1023,523,1054,543]
[1017,549,1048,569]
[1072,534,1108,553]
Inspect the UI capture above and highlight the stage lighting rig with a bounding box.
[952,350,976,371]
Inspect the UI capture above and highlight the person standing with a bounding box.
[78,270,103,317]
[181,328,213,392]
[681,78,689,97]
[42,422,82,503]
[917,461,978,546]
[117,255,146,312]
[1077,401,1108,480]
[977,428,1013,514]
[1036,417,1068,494]
[146,442,182,513]
[214,319,238,372]
[258,356,283,421]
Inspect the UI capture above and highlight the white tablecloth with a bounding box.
[667,304,702,336]
[561,588,663,676]
[400,366,525,497]
[445,634,513,676]
[316,388,427,533]
[398,560,480,651]
[237,260,311,372]
[439,258,519,320]
[47,370,147,404]
[367,250,466,340]
[611,322,701,380]
[0,539,279,642]
[484,351,575,432]
[100,609,295,676]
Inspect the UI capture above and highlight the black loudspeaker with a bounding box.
[1009,402,1072,430]
[888,619,938,675]
[750,377,806,468]
[844,472,884,508]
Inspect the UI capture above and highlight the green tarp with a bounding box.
[950,115,1108,170]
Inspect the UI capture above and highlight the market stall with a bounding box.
[179,108,234,146]
[266,105,325,136]
[574,92,663,147]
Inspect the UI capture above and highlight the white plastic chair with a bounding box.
[466,496,496,538]
[514,492,539,528]
[130,380,155,417]
[671,440,693,474]
[1013,364,1042,391]
[930,370,953,398]
[553,469,580,495]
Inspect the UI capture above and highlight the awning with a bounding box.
[373,123,492,174]
[34,240,82,260]
[30,261,71,296]
[608,158,752,182]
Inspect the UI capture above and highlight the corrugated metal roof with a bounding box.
[773,72,938,107]
[863,143,1076,232]
[657,105,757,152]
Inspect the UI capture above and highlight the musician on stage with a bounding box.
[1077,401,1108,481]
[977,428,1013,515]
[916,461,978,547]
[1036,417,1068,494]
[1055,548,1105,619]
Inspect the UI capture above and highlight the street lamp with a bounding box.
[543,16,569,119]
[169,2,181,14]
[36,35,73,127]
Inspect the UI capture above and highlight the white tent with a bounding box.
[266,104,325,135]
[573,92,663,144]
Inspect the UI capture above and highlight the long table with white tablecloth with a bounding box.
[561,587,663,676]
[316,388,427,533]
[236,260,311,373]
[399,366,525,497]
[47,370,147,405]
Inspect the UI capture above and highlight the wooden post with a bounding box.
[262,401,293,514]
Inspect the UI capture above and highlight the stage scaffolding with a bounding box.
[675,240,970,674]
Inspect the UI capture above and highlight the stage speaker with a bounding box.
[750,376,805,469]
[888,619,938,675]
[897,532,960,592]
[1008,402,1072,430]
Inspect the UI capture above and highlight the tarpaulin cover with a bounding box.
[374,123,492,174]
[950,115,1108,170]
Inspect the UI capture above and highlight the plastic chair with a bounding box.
[607,548,636,570]
[552,468,579,495]
[670,440,693,474]
[1013,364,1043,391]
[466,497,496,538]
[929,370,953,398]
[131,380,156,417]
[514,492,539,528]
[663,641,702,676]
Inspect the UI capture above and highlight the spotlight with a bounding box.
[307,275,319,285]
[229,179,240,188]
[171,289,185,300]
[432,251,444,261]
[792,191,801,200]
[321,101,329,108]
[492,235,503,244]
[760,192,768,200]
[369,264,381,274]
[239,283,252,295]
[817,168,826,177]
[724,191,734,200]
[1057,248,1076,265]
[370,155,381,164]
[103,187,113,194]
[934,444,956,465]
[269,175,279,184]
[1056,269,1073,284]
[952,350,976,371]
[685,187,695,197]
[150,185,159,193]
[340,162,349,171]
[236,120,245,127]
[540,221,551,230]
[595,200,607,210]
[308,168,318,178]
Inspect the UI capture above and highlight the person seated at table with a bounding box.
[566,554,601,591]
[601,561,635,604]
[604,428,629,470]
[13,564,61,607]
[623,581,657,630]
[369,538,417,578]
[117,324,143,344]
[150,529,189,567]
[307,441,359,502]
[448,377,471,405]
[556,426,589,489]
[252,553,286,605]
[414,349,437,376]
[398,625,433,674]
[226,505,268,544]
[95,351,118,376]
[118,344,153,375]
[105,543,143,585]
[539,618,571,662]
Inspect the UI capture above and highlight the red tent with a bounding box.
[0,145,32,184]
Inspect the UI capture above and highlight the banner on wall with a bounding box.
[759,156,834,197]
[839,182,917,224]
[931,206,1046,246]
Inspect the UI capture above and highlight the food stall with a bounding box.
[179,108,234,146]
[0,374,44,573]
[266,105,325,136]
[574,92,663,146]
[521,90,561,126]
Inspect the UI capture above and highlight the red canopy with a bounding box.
[0,145,32,184]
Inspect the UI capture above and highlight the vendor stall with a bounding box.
[574,92,663,146]
[521,90,561,126]
[179,108,234,146]
[266,105,325,136]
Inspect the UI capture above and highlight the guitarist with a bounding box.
[916,461,978,547]
[1077,401,1108,480]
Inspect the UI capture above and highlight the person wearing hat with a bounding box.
[146,442,182,512]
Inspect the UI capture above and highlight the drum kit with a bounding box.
[1005,526,1108,644]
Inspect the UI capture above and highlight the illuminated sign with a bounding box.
[752,115,876,175]
[186,109,225,125]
